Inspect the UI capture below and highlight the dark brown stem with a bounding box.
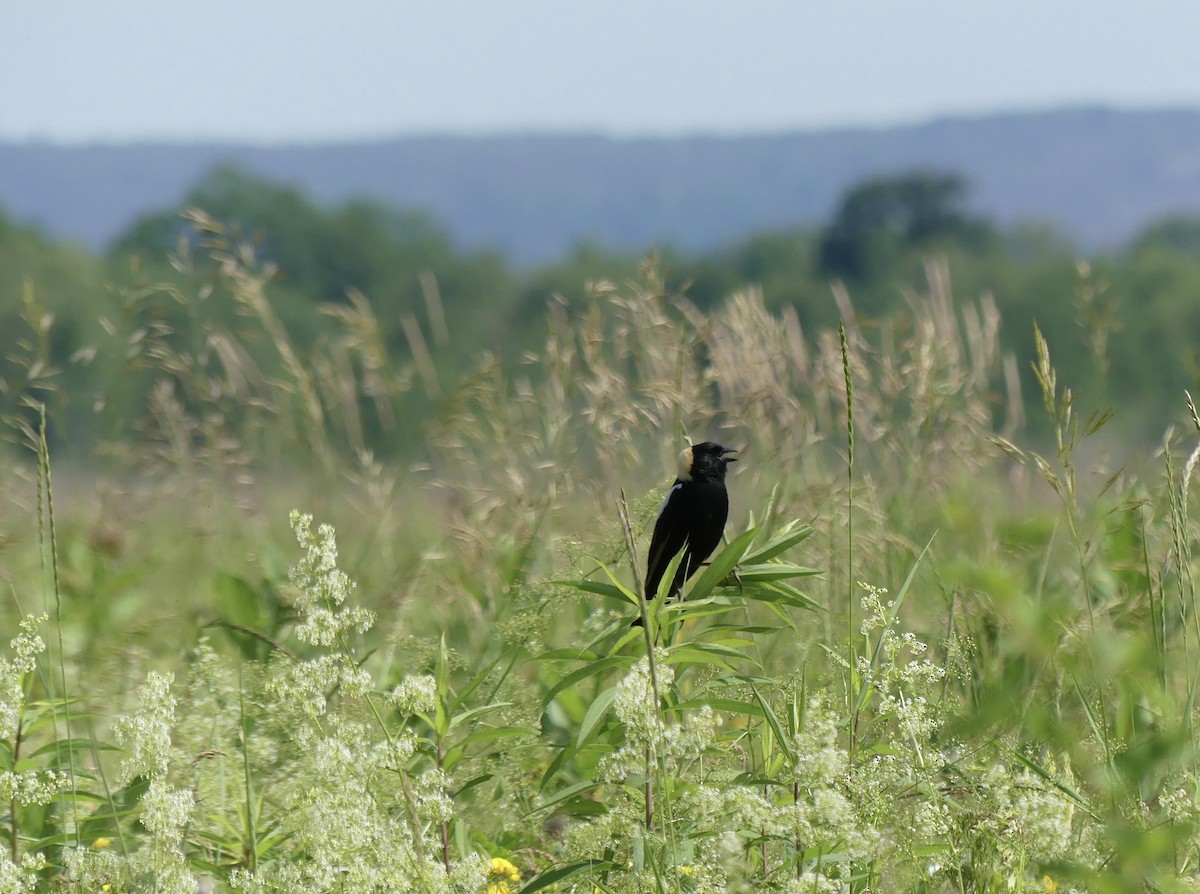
[9,715,21,864]
[644,743,654,831]
[437,737,450,873]
[794,779,802,880]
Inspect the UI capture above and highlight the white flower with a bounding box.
[113,671,177,784]
[388,674,438,715]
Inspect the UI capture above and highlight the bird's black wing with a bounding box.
[644,482,691,598]
[680,479,729,579]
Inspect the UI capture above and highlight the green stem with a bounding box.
[839,321,857,766]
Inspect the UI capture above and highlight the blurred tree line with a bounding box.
[2,163,1199,463]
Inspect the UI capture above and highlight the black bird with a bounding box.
[644,442,738,600]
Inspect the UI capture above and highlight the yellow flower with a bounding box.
[93,837,112,849]
[678,865,696,877]
[1042,876,1058,894]
[487,857,521,894]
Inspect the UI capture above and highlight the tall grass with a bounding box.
[0,228,1198,892]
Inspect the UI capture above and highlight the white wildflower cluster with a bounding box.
[271,652,374,720]
[267,513,378,724]
[859,583,891,637]
[237,714,436,893]
[782,870,843,894]
[230,863,303,893]
[141,780,196,844]
[612,651,673,743]
[1161,780,1198,830]
[388,673,438,716]
[791,695,847,791]
[9,614,46,673]
[600,654,716,784]
[969,762,1078,867]
[62,844,123,893]
[448,854,491,894]
[417,767,456,824]
[726,784,789,838]
[184,637,233,696]
[1157,774,1200,877]
[288,510,376,646]
[173,637,247,766]
[784,696,871,863]
[562,800,644,862]
[0,852,46,894]
[231,516,453,893]
[0,768,69,807]
[565,586,968,891]
[0,666,19,743]
[0,614,47,739]
[111,671,197,894]
[369,731,420,771]
[856,583,946,751]
[112,670,178,784]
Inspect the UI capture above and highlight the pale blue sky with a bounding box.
[4,0,1198,142]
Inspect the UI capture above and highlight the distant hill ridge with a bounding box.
[2,106,1198,264]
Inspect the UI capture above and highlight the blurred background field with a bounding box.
[5,217,1200,890]
[5,4,1200,891]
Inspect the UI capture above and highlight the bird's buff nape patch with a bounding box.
[676,446,694,481]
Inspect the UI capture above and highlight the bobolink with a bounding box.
[644,442,738,600]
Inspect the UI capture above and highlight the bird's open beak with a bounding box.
[722,448,739,462]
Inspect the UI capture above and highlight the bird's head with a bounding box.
[677,442,738,482]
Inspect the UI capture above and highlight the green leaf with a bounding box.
[702,623,786,635]
[651,548,688,601]
[686,527,759,602]
[540,656,632,711]
[539,739,577,792]
[743,581,822,613]
[444,726,531,771]
[695,636,759,651]
[520,860,618,894]
[453,773,495,798]
[434,633,451,735]
[667,697,765,718]
[455,648,515,706]
[454,725,530,747]
[535,780,605,815]
[734,563,822,582]
[447,702,514,732]
[599,563,640,604]
[28,738,120,761]
[661,596,739,619]
[667,642,757,671]
[560,579,637,606]
[742,522,814,564]
[577,686,618,747]
[536,648,605,661]
[751,686,797,766]
[604,625,646,656]
[214,572,266,630]
[1001,743,1098,819]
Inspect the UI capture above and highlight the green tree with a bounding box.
[817,171,991,280]
[0,207,119,450]
[1130,214,1200,255]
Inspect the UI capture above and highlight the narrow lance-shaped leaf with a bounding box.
[520,860,619,894]
[687,527,759,602]
[576,686,618,748]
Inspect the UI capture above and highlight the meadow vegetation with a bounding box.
[3,210,1200,893]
